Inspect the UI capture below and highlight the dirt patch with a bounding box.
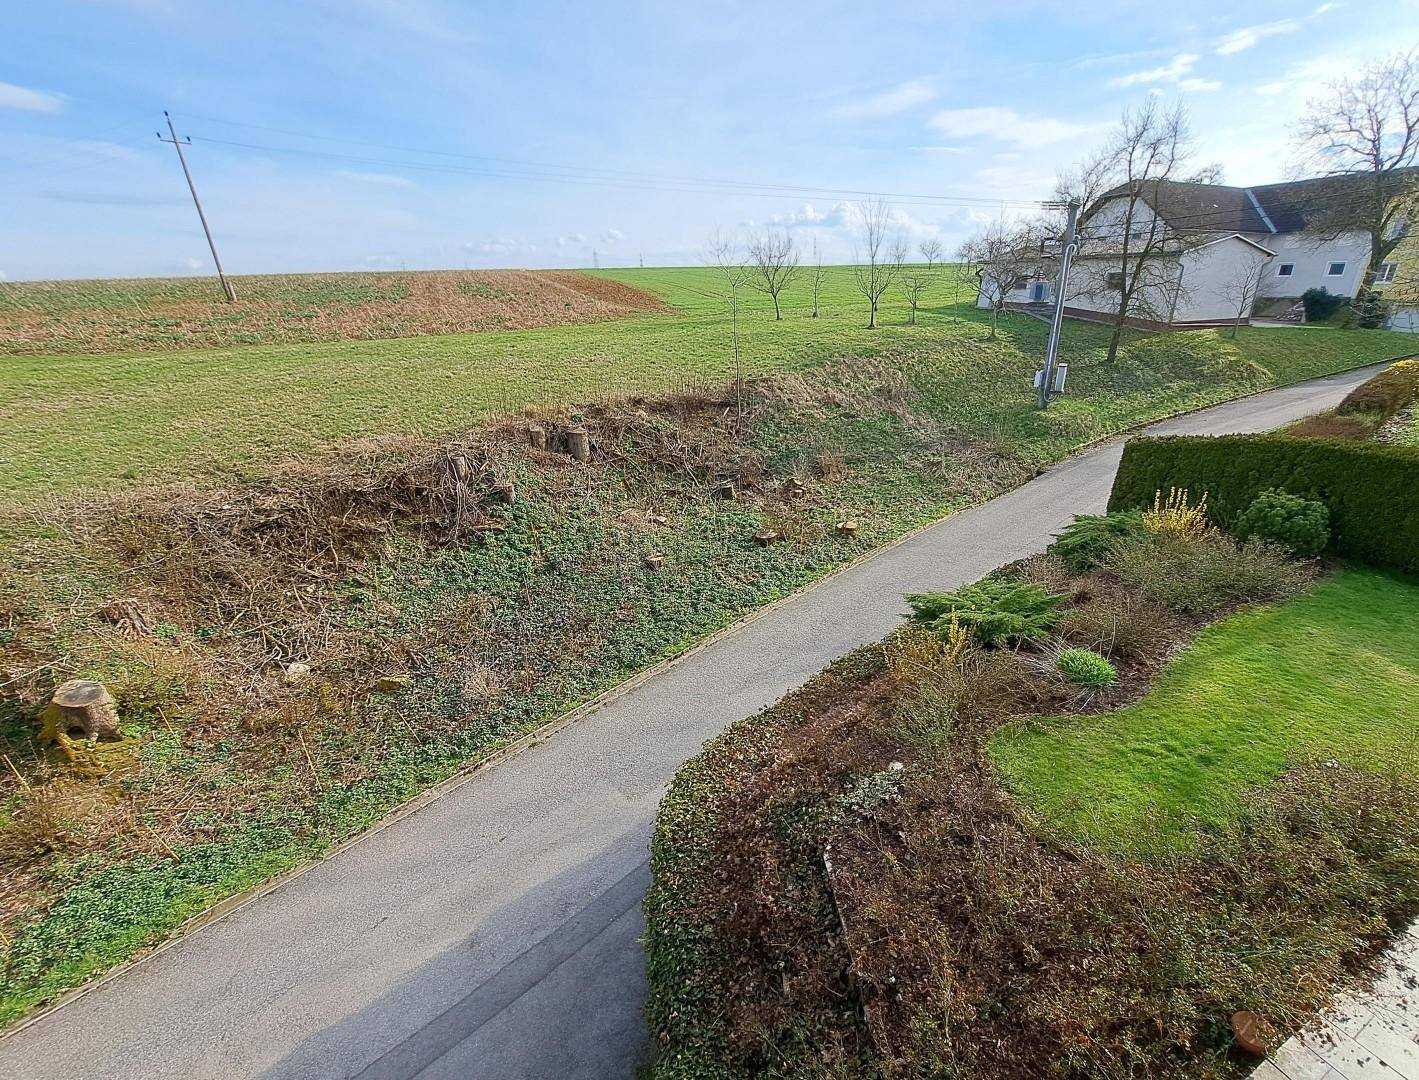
[0,269,672,355]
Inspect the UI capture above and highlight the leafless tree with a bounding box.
[746,229,800,320]
[1218,257,1268,339]
[810,237,825,318]
[918,237,943,270]
[1293,49,1419,294]
[704,231,750,429]
[1062,101,1213,362]
[957,220,1040,339]
[894,239,931,325]
[851,198,901,328]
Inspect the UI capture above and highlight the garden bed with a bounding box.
[646,509,1419,1078]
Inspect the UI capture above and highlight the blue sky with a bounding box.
[1,0,1412,280]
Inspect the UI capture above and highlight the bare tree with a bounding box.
[746,229,800,320]
[850,198,901,329]
[705,231,751,429]
[957,220,1040,339]
[1062,101,1213,362]
[810,237,825,319]
[918,238,943,270]
[1218,257,1268,339]
[894,239,931,325]
[1293,49,1419,295]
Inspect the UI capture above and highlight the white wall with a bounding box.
[1175,238,1275,324]
[1254,230,1372,299]
[1387,306,1419,333]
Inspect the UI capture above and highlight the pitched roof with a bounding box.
[1095,167,1419,235]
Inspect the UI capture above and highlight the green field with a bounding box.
[2,266,1415,502]
[992,567,1419,853]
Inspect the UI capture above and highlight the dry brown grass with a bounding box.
[0,269,671,355]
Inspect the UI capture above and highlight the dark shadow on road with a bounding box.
[263,856,654,1080]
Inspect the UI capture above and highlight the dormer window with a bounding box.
[1277,263,1295,277]
[1326,262,1347,276]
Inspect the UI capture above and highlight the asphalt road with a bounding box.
[0,364,1389,1080]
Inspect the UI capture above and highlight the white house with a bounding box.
[980,170,1416,331]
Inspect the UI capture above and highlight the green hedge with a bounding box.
[1108,435,1419,574]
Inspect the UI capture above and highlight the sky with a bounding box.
[2,0,1415,281]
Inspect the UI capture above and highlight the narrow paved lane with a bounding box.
[0,365,1388,1080]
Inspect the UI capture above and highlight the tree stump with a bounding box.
[566,426,591,462]
[753,529,781,546]
[527,425,548,450]
[1231,1011,1268,1056]
[96,598,151,637]
[643,551,665,570]
[836,520,860,537]
[40,680,122,744]
[713,481,737,501]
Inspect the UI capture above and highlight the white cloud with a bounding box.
[928,106,1093,147]
[601,227,624,244]
[184,257,203,271]
[1108,53,1198,88]
[908,145,966,153]
[1214,20,1300,55]
[555,233,587,248]
[829,78,936,120]
[1178,78,1222,92]
[0,81,64,113]
[1313,1,1342,12]
[333,170,415,188]
[1256,54,1349,96]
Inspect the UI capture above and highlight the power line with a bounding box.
[173,110,1045,209]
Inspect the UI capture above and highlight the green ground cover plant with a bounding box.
[1046,508,1146,572]
[908,578,1065,647]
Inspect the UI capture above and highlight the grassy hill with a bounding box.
[1,265,1414,502]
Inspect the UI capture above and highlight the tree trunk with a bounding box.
[990,306,999,339]
[1106,318,1125,364]
[868,301,877,329]
[773,294,782,320]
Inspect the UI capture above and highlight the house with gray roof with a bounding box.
[981,169,1416,332]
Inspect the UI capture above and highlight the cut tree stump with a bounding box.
[753,529,781,546]
[96,598,151,637]
[527,425,548,450]
[836,520,860,537]
[643,551,665,570]
[40,680,122,743]
[1230,1011,1268,1056]
[566,426,591,462]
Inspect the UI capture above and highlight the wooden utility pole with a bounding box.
[158,111,236,302]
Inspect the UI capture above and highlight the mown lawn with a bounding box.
[992,567,1419,853]
[1,265,1413,502]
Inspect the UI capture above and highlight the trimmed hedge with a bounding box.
[1109,435,1419,574]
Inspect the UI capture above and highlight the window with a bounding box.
[1326,261,1347,276]
[1105,271,1125,290]
[1277,263,1295,277]
[1376,262,1399,285]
